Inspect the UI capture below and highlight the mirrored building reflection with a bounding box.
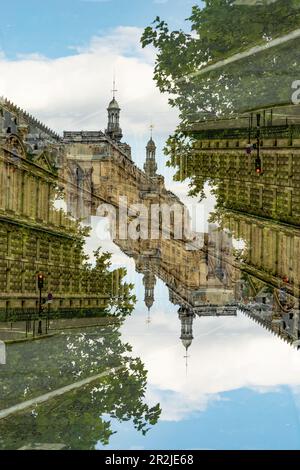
[2,87,300,449]
[2,92,300,348]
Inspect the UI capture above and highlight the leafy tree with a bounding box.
[142,0,300,123]
[81,248,137,318]
[142,0,300,202]
[0,323,161,449]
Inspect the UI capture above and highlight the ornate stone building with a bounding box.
[168,108,300,348]
[0,90,189,317]
[62,98,177,224]
[174,110,300,303]
[105,91,123,143]
[114,222,239,354]
[0,97,124,315]
[2,92,298,349]
[185,110,300,226]
[144,136,158,178]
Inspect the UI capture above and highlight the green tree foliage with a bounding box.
[142,0,300,122]
[81,247,137,318]
[142,0,300,201]
[0,323,161,449]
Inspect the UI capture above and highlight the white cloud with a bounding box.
[0,26,178,142]
[79,216,300,422]
[120,289,300,421]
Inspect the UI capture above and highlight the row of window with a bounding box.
[196,138,299,149]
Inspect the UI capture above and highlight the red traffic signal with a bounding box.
[37,273,44,289]
[255,157,262,175]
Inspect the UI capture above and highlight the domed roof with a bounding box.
[178,306,190,317]
[108,98,120,110]
[181,338,192,349]
[145,297,154,309]
[146,137,156,149]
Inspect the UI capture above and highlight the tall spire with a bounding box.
[146,307,151,325]
[144,125,157,177]
[178,306,194,352]
[143,270,156,310]
[111,74,118,99]
[184,348,190,377]
[150,123,154,138]
[106,76,123,142]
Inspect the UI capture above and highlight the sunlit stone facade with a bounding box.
[0,98,113,313]
[0,93,188,315]
[189,123,300,225]
[2,94,299,347]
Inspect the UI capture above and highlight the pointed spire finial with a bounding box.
[111,74,118,99]
[146,307,151,325]
[150,124,154,138]
[184,348,190,377]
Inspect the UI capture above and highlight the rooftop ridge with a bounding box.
[0,96,61,141]
[241,306,296,348]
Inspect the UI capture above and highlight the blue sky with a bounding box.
[3,1,300,450]
[0,0,197,59]
[0,0,208,232]
[0,0,203,181]
[98,388,300,450]
[89,265,300,450]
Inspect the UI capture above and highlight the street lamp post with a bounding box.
[255,113,262,175]
[46,292,53,333]
[37,273,44,335]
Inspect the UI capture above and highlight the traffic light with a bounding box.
[255,157,262,174]
[37,273,44,289]
[245,144,252,154]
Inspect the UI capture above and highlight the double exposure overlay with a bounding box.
[1,0,300,451]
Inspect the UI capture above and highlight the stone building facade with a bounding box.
[176,114,300,301]
[0,97,121,314]
[187,119,300,225]
[170,111,300,348]
[0,91,187,315]
[2,94,299,347]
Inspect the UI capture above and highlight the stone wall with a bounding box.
[0,128,116,314]
[189,126,300,225]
